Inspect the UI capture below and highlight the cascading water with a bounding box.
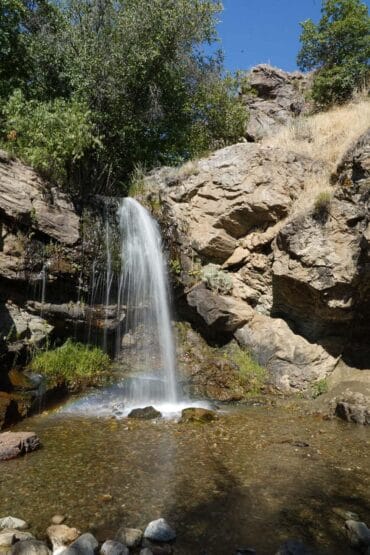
[61,197,209,418]
[117,198,178,407]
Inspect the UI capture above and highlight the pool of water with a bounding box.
[0,399,369,554]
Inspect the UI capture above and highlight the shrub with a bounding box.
[29,339,110,391]
[201,264,233,295]
[314,190,332,218]
[297,0,370,108]
[1,89,100,187]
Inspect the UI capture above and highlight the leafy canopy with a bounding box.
[0,0,247,194]
[297,0,370,107]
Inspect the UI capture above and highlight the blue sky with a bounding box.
[215,0,370,72]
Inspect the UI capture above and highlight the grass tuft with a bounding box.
[29,339,111,391]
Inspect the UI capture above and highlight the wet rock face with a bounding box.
[241,65,311,142]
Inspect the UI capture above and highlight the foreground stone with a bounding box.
[61,533,98,555]
[12,540,51,555]
[128,407,161,420]
[180,408,217,424]
[143,519,176,543]
[275,539,318,554]
[0,529,34,547]
[100,540,128,555]
[116,528,142,548]
[0,432,40,461]
[46,525,80,550]
[345,520,370,549]
[0,518,28,531]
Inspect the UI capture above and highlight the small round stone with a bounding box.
[143,519,176,543]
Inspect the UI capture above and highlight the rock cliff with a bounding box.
[0,153,121,427]
[152,120,370,402]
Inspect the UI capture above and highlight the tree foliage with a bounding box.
[2,89,100,186]
[297,0,370,107]
[0,0,247,194]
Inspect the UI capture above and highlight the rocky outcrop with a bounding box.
[241,65,311,141]
[156,126,370,396]
[272,129,370,365]
[0,156,124,428]
[0,150,79,245]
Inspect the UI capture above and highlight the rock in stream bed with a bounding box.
[0,431,40,461]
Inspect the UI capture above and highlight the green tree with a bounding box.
[2,89,100,187]
[0,0,28,99]
[1,0,246,194]
[297,0,370,107]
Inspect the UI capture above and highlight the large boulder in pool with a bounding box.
[128,406,161,420]
[180,407,217,424]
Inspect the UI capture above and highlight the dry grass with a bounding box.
[264,99,370,214]
[265,99,370,169]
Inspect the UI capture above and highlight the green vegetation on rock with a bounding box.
[298,0,370,107]
[29,340,110,391]
[226,344,267,396]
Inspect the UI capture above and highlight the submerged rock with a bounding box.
[11,540,51,555]
[50,515,66,525]
[143,519,176,543]
[0,431,40,461]
[180,408,217,424]
[128,407,162,420]
[0,518,28,531]
[100,540,128,555]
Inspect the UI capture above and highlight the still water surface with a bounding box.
[0,402,369,554]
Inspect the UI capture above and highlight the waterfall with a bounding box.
[117,198,178,406]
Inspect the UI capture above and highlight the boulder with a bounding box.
[235,313,338,392]
[143,519,176,543]
[242,65,310,142]
[11,540,51,555]
[100,540,128,555]
[128,407,161,420]
[46,525,80,550]
[345,520,370,549]
[187,283,253,334]
[0,518,28,531]
[0,530,34,547]
[61,533,98,555]
[180,408,217,424]
[115,528,142,548]
[0,432,40,461]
